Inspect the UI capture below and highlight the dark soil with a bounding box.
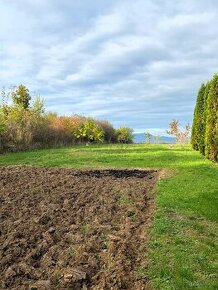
[0,166,159,290]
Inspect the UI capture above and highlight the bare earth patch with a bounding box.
[0,166,159,290]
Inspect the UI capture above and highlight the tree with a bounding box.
[144,131,152,143]
[202,81,211,155]
[191,83,206,153]
[12,84,31,109]
[96,120,116,143]
[0,84,136,151]
[116,127,134,144]
[0,110,6,152]
[205,74,218,162]
[76,118,104,143]
[155,135,161,144]
[31,96,45,115]
[167,119,190,145]
[0,87,11,117]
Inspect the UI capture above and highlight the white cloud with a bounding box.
[0,0,218,132]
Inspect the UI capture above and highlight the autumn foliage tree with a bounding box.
[167,119,191,145]
[76,118,105,144]
[116,127,134,144]
[96,120,116,143]
[0,85,124,152]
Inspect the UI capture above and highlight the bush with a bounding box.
[96,120,117,143]
[116,127,134,144]
[0,85,128,152]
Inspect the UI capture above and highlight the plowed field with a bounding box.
[0,166,158,290]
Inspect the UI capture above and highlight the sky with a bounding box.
[0,0,218,134]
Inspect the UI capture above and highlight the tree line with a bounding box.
[191,74,218,162]
[0,85,133,152]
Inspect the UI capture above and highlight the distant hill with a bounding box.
[133,133,176,144]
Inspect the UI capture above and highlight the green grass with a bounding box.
[0,144,217,289]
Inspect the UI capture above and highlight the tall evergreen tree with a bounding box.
[191,83,206,153]
[205,74,218,162]
[202,81,211,155]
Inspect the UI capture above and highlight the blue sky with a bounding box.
[1,0,218,134]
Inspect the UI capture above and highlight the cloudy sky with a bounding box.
[0,0,218,134]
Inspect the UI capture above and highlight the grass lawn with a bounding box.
[0,144,217,289]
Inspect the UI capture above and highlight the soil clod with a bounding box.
[0,166,158,289]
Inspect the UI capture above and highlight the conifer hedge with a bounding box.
[191,74,218,162]
[191,84,205,153]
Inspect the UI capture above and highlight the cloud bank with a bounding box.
[1,0,218,134]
